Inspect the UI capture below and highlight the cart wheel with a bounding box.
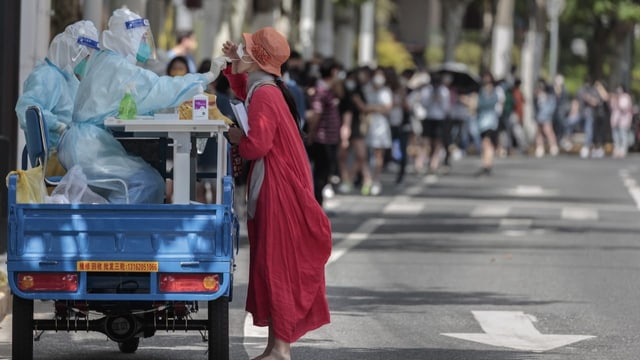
[118,337,140,353]
[12,296,34,360]
[208,297,229,360]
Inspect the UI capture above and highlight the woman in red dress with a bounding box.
[222,27,332,360]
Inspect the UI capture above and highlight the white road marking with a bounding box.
[442,311,595,352]
[508,185,548,197]
[383,196,425,214]
[561,207,599,220]
[328,218,385,265]
[243,218,385,353]
[620,169,640,210]
[471,206,510,218]
[499,218,533,228]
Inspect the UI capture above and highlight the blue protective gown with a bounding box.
[57,49,211,204]
[15,59,79,151]
[73,49,210,126]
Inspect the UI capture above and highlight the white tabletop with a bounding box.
[104,117,230,204]
[104,117,228,135]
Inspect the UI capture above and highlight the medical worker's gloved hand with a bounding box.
[205,56,229,83]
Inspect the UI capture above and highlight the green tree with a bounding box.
[563,0,640,87]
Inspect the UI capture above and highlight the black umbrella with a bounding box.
[430,62,481,93]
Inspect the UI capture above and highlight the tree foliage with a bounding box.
[563,0,640,25]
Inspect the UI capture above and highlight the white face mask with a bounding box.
[345,79,356,91]
[373,75,385,87]
[236,44,254,64]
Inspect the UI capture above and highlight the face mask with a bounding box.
[345,80,356,91]
[237,44,254,64]
[373,75,385,87]
[136,42,152,63]
[74,58,88,77]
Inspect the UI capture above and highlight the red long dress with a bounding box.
[225,68,332,342]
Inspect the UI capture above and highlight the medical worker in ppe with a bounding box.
[58,8,226,204]
[15,20,99,154]
[72,7,225,125]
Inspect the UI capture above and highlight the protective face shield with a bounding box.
[72,36,100,77]
[48,20,100,75]
[125,18,156,63]
[102,8,157,64]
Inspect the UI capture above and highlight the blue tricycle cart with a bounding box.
[6,106,237,359]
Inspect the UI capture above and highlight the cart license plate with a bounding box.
[77,261,159,272]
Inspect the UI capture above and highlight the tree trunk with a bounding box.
[315,0,334,58]
[491,0,514,80]
[358,0,375,66]
[442,0,473,63]
[607,21,634,89]
[520,0,546,143]
[335,4,357,69]
[480,0,495,71]
[252,0,280,30]
[299,0,316,60]
[198,0,232,60]
[588,19,608,81]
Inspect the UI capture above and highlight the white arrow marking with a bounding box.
[442,311,595,352]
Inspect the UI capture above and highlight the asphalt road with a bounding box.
[1,154,640,359]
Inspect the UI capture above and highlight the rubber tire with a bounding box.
[12,296,34,360]
[118,337,140,353]
[208,297,229,360]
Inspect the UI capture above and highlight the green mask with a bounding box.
[74,58,88,77]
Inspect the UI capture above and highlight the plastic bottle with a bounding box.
[118,83,137,120]
[192,87,209,121]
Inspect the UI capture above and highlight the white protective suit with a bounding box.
[15,20,99,151]
[58,8,222,204]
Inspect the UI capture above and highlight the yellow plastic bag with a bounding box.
[5,165,46,203]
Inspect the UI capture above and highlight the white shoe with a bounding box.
[535,146,545,158]
[549,145,559,156]
[580,147,590,159]
[323,184,335,199]
[592,147,605,158]
[370,182,382,196]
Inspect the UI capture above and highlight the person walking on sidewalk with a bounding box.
[534,79,559,157]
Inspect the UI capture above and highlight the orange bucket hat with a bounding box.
[242,27,290,77]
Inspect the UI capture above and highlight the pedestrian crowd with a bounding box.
[191,53,639,206]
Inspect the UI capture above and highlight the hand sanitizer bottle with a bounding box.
[118,83,137,120]
[192,87,209,120]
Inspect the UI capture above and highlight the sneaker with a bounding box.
[452,148,463,161]
[549,145,559,156]
[370,182,382,196]
[535,146,545,158]
[322,184,335,199]
[361,182,372,196]
[337,182,353,194]
[592,147,605,158]
[579,146,590,159]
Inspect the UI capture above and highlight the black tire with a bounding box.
[118,337,140,353]
[207,297,229,360]
[12,296,34,360]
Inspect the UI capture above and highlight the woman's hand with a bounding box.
[222,41,239,61]
[227,127,244,144]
